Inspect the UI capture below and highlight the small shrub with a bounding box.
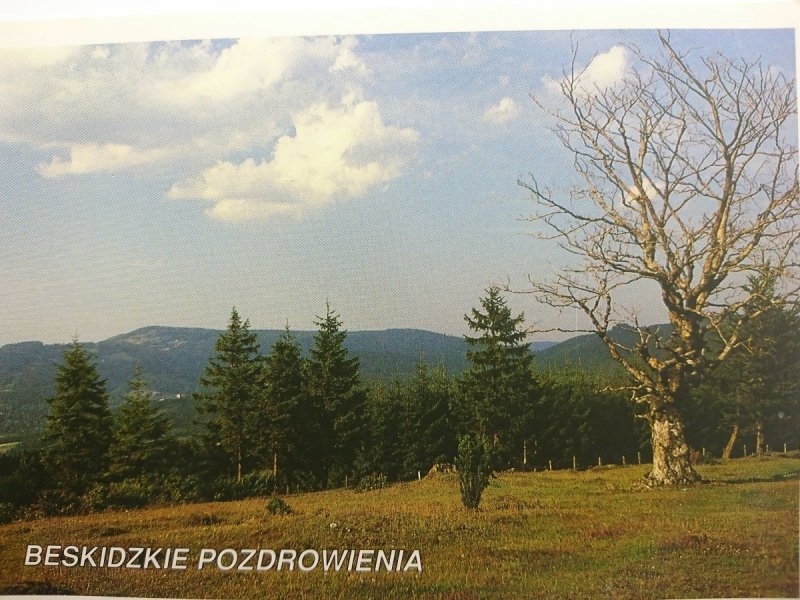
[427,463,456,476]
[266,496,292,516]
[81,483,110,511]
[34,489,79,517]
[212,471,275,501]
[107,478,152,508]
[357,472,388,491]
[154,471,203,504]
[0,501,17,524]
[240,470,275,496]
[455,434,493,510]
[187,512,223,526]
[291,471,323,493]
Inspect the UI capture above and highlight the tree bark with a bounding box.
[645,403,701,486]
[722,424,739,460]
[755,421,765,458]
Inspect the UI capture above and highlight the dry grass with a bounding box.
[0,456,797,599]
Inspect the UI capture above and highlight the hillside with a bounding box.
[533,323,677,373]
[1,456,796,599]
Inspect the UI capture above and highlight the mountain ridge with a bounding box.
[0,324,628,441]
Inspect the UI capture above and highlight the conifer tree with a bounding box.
[459,287,534,467]
[196,308,262,483]
[108,363,172,481]
[261,326,307,487]
[375,379,416,480]
[44,340,113,493]
[307,303,366,485]
[406,362,457,474]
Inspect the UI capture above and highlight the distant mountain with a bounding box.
[534,323,675,372]
[1,323,687,443]
[0,326,556,440]
[534,332,617,371]
[2,322,680,442]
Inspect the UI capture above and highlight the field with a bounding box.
[0,457,797,599]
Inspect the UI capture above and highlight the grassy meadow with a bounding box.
[0,456,797,599]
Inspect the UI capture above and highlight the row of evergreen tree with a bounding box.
[0,286,796,520]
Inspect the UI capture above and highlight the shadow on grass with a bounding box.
[708,472,799,485]
[0,580,75,595]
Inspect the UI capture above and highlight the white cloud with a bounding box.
[0,46,79,74]
[543,45,630,94]
[0,36,396,219]
[582,46,629,88]
[330,36,369,76]
[37,143,170,177]
[0,36,365,150]
[168,99,419,221]
[150,37,348,105]
[483,97,520,124]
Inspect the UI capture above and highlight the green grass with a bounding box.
[1,456,797,599]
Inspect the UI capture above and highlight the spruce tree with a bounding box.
[374,380,415,481]
[405,362,457,475]
[307,303,366,486]
[108,363,172,481]
[44,340,113,493]
[459,287,534,467]
[196,308,262,483]
[261,326,307,488]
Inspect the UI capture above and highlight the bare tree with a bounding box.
[521,33,798,486]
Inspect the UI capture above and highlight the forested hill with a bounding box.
[1,327,565,392]
[1,327,471,400]
[3,325,648,440]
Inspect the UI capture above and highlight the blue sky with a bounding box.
[0,28,795,344]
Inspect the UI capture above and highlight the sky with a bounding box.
[0,26,795,345]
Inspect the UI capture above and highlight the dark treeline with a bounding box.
[0,287,796,521]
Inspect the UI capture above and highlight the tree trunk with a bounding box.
[237,447,242,483]
[722,424,739,460]
[755,421,765,458]
[645,403,701,486]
